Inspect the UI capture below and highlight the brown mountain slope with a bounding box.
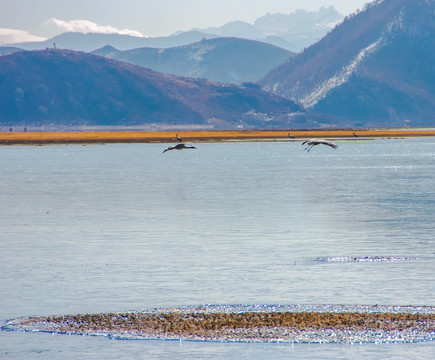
[0,49,302,129]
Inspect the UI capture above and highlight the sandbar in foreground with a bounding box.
[7,305,435,344]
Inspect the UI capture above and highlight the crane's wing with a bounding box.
[321,140,338,148]
[163,144,177,153]
[183,142,196,149]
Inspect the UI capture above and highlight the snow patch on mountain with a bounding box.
[300,37,385,108]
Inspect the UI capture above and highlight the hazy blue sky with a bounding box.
[1,0,369,42]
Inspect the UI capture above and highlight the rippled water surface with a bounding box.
[1,138,434,359]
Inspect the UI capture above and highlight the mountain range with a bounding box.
[260,0,435,127]
[0,49,302,129]
[91,37,295,85]
[6,31,219,53]
[2,1,435,129]
[190,6,343,52]
[3,7,343,53]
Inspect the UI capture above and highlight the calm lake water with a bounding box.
[1,138,434,359]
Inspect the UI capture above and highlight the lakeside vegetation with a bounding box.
[1,128,434,145]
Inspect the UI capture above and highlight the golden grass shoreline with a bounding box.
[1,128,435,145]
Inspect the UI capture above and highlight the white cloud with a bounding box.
[43,18,145,37]
[0,28,47,44]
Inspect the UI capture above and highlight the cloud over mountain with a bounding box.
[0,28,46,44]
[43,18,145,38]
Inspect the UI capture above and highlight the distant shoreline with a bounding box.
[1,128,435,145]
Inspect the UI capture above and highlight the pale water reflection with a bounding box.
[1,138,434,359]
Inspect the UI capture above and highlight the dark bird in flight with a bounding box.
[288,132,295,139]
[176,133,182,142]
[302,138,338,152]
[163,143,196,153]
[353,132,358,137]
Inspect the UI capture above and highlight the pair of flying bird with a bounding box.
[162,135,338,153]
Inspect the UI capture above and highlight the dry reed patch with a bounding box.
[22,312,435,339]
[1,129,434,145]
